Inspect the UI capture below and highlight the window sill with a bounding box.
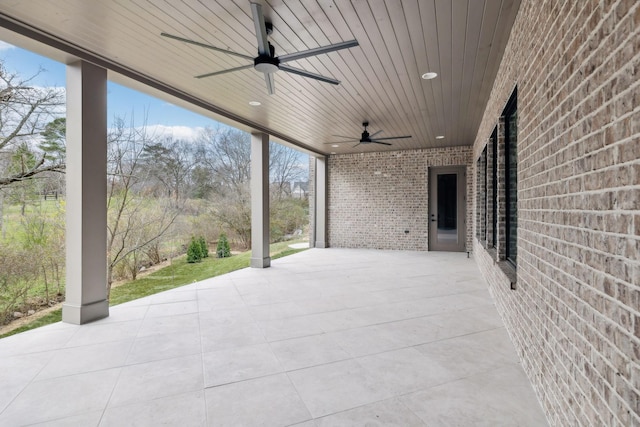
[497,260,517,290]
[479,244,517,290]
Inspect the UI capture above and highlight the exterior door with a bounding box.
[429,166,466,251]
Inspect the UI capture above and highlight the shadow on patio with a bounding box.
[0,249,547,426]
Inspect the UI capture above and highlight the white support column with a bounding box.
[250,132,270,268]
[62,61,108,324]
[315,156,328,248]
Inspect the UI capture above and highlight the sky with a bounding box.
[0,39,308,172]
[0,40,221,134]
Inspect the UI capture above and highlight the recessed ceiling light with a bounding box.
[330,152,336,155]
[436,135,445,139]
[331,144,339,148]
[421,72,438,80]
[249,101,261,106]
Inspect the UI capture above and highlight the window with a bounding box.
[491,127,497,248]
[504,89,517,265]
[476,91,517,284]
[476,146,487,241]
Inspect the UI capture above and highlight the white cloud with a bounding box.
[0,41,15,52]
[143,124,205,142]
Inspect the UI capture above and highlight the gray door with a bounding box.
[429,166,466,251]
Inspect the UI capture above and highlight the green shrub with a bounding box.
[186,237,203,263]
[216,233,231,258]
[198,236,209,258]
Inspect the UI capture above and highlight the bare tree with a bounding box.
[197,126,251,194]
[269,142,305,198]
[0,64,65,187]
[195,128,249,247]
[106,117,180,295]
[195,127,308,248]
[141,137,195,201]
[210,182,252,249]
[0,244,41,325]
[19,203,65,304]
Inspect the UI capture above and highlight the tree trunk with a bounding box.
[0,192,4,239]
[130,250,138,280]
[53,260,62,295]
[106,265,113,299]
[41,265,49,304]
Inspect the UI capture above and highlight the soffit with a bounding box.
[0,0,520,155]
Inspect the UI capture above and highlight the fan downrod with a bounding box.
[361,122,371,141]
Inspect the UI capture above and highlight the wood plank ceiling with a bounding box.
[0,0,520,155]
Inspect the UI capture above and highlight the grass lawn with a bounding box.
[0,240,308,338]
[1,199,64,243]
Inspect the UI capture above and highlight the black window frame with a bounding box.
[481,146,487,241]
[476,147,487,240]
[504,89,518,266]
[491,127,498,248]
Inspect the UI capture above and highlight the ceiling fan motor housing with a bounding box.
[361,122,370,142]
[254,55,280,73]
[325,121,410,147]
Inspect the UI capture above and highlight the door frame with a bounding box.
[428,166,467,252]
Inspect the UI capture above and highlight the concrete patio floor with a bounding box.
[0,248,548,426]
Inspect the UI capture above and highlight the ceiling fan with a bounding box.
[326,122,412,147]
[160,3,358,95]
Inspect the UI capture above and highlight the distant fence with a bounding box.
[42,191,59,201]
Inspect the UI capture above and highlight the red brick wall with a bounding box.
[473,1,639,425]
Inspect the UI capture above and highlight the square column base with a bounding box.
[62,299,109,325]
[250,257,271,268]
[315,241,327,248]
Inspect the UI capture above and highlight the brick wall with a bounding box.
[473,0,639,425]
[326,147,472,251]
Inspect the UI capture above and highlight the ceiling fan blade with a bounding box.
[369,130,383,138]
[279,65,339,85]
[279,40,359,63]
[353,142,361,148]
[195,64,254,79]
[371,141,392,146]
[323,140,358,144]
[264,73,275,95]
[250,3,270,55]
[331,135,358,140]
[372,135,412,141]
[161,32,253,60]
